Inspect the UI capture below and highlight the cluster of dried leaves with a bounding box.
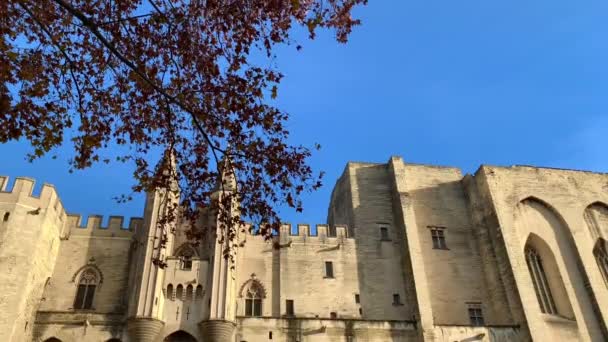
[0,0,366,257]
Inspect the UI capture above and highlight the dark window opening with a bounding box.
[430,228,448,249]
[393,293,402,305]
[245,298,262,316]
[182,256,192,270]
[380,227,390,240]
[355,294,360,304]
[325,261,334,278]
[269,331,273,339]
[286,299,294,316]
[359,308,363,315]
[3,212,9,222]
[330,312,337,319]
[468,304,484,326]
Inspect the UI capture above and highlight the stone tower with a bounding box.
[127,151,180,342]
[0,178,66,342]
[200,157,240,342]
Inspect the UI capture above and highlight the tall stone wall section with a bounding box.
[477,165,608,341]
[0,177,66,342]
[328,162,414,321]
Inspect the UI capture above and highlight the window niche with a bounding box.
[524,235,573,318]
[467,303,484,326]
[429,226,448,249]
[324,261,334,278]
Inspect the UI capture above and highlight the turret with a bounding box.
[127,149,180,342]
[200,156,241,342]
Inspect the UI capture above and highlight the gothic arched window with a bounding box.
[525,246,556,314]
[594,239,608,287]
[245,282,263,316]
[74,268,98,310]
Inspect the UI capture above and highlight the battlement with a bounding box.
[0,176,62,210]
[68,214,142,238]
[273,223,351,244]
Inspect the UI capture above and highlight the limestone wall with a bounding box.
[236,317,418,342]
[38,215,136,313]
[236,224,361,320]
[395,162,494,326]
[0,177,66,342]
[476,165,608,341]
[330,162,414,321]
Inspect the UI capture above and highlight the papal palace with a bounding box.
[1,156,608,342]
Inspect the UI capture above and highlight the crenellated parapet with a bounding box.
[68,214,142,238]
[0,176,64,212]
[274,223,352,244]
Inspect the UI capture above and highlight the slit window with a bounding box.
[324,261,334,278]
[430,227,448,249]
[355,294,360,304]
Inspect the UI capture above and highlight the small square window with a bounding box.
[354,294,360,304]
[430,227,448,249]
[468,303,484,326]
[392,294,402,305]
[325,261,334,278]
[330,312,337,319]
[286,299,294,316]
[380,227,390,240]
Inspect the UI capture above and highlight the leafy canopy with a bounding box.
[0,0,366,252]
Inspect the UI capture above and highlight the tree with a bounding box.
[0,0,366,256]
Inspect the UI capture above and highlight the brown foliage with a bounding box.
[0,0,366,257]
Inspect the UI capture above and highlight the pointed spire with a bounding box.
[154,146,179,193]
[215,152,237,193]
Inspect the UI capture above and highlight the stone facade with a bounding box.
[0,156,607,341]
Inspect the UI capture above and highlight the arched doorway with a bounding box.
[164,330,198,342]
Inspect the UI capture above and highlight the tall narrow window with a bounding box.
[525,246,557,314]
[186,285,193,301]
[74,269,97,310]
[325,261,334,278]
[245,282,263,316]
[380,227,390,240]
[176,284,184,300]
[286,299,294,316]
[195,285,203,300]
[392,293,402,305]
[354,294,360,304]
[430,227,447,249]
[468,303,484,326]
[594,239,608,287]
[167,284,174,300]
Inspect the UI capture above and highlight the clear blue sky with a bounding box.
[2,1,608,227]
